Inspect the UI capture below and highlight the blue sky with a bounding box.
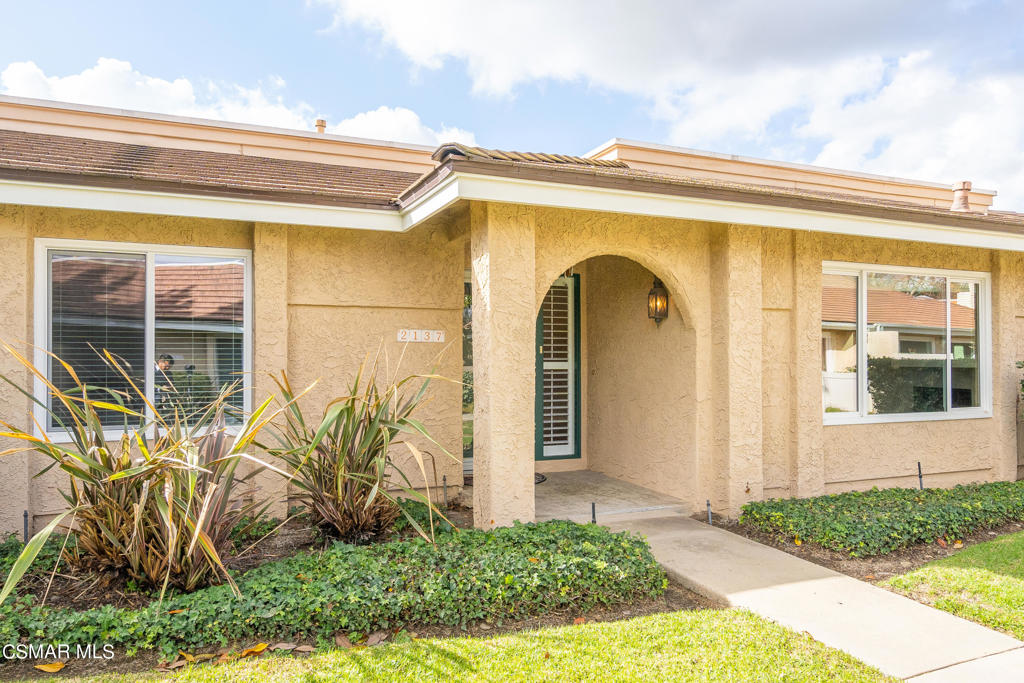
[2,1,1024,207]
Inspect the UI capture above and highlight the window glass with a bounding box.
[154,254,245,423]
[866,273,947,414]
[49,251,146,427]
[821,273,859,414]
[950,281,980,408]
[462,278,473,461]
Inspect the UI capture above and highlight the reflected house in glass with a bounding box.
[49,252,245,424]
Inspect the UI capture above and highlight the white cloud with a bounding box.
[316,0,1024,208]
[330,105,476,145]
[0,58,474,147]
[0,58,316,129]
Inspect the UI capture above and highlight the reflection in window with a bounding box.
[154,255,245,423]
[45,246,248,432]
[50,251,146,427]
[866,273,948,414]
[462,276,473,464]
[950,281,980,408]
[821,273,859,414]
[823,264,987,421]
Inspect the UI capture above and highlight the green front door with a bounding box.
[536,274,581,460]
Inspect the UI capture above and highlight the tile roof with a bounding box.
[0,128,422,208]
[822,285,977,331]
[404,152,1024,231]
[433,142,630,168]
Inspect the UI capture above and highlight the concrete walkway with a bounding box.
[603,514,1024,681]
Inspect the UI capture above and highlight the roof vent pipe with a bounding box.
[315,119,326,134]
[951,180,972,212]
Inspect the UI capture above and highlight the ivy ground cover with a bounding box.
[740,481,1024,556]
[1,520,665,660]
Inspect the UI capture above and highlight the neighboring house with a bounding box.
[1,94,1022,534]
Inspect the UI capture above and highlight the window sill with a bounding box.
[823,408,991,426]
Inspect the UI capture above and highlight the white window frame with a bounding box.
[33,238,253,441]
[822,260,992,426]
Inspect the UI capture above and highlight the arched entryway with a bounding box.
[533,255,697,521]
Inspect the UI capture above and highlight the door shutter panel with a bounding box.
[539,277,576,457]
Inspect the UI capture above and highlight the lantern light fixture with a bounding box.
[648,277,669,323]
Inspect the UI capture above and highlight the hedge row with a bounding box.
[740,481,1024,556]
[1,520,666,659]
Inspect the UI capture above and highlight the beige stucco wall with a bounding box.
[762,229,1024,497]
[0,206,463,536]
[582,256,696,503]
[2,199,1023,534]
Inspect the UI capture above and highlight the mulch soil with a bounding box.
[711,513,1024,582]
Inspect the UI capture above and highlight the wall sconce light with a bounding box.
[648,278,669,323]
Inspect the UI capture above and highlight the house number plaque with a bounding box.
[397,329,446,343]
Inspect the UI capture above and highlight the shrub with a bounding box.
[0,521,666,659]
[263,352,453,544]
[0,345,282,602]
[741,481,1024,556]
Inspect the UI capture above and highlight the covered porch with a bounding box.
[534,470,689,524]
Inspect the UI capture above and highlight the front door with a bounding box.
[536,275,580,460]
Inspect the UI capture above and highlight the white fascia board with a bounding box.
[434,172,1024,252]
[399,174,461,229]
[0,178,404,231]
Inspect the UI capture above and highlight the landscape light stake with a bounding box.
[442,475,448,509]
[23,510,28,543]
[591,502,596,524]
[917,461,924,490]
[706,499,712,526]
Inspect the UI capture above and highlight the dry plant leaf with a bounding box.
[270,642,297,651]
[240,643,269,658]
[34,662,66,673]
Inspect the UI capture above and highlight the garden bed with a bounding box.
[1,520,669,676]
[738,482,1024,556]
[722,515,1024,582]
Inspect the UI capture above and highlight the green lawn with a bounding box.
[82,610,891,683]
[886,530,1024,638]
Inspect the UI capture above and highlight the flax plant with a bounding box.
[0,344,296,604]
[265,348,454,543]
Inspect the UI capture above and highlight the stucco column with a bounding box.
[252,223,289,517]
[710,224,764,514]
[792,231,826,496]
[469,202,537,528]
[0,206,31,535]
[991,251,1021,482]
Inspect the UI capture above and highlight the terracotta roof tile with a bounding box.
[52,257,242,323]
[822,285,977,331]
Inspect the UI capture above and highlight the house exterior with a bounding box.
[1,94,1022,534]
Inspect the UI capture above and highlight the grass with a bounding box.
[886,530,1024,638]
[78,610,892,682]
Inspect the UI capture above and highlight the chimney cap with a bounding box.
[951,180,972,212]
[315,118,327,134]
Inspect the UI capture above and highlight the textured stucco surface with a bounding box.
[0,205,30,535]
[469,202,537,527]
[0,207,463,535]
[2,199,1024,534]
[583,256,696,503]
[810,235,1020,492]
